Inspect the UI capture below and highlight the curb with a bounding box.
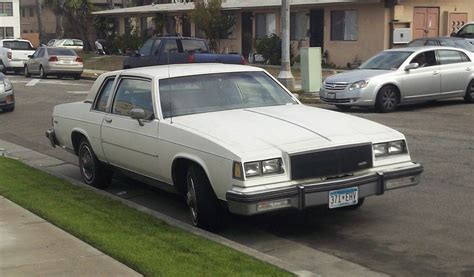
[0,140,318,277]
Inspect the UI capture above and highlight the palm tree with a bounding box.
[35,0,46,44]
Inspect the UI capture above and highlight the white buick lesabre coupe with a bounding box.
[46,64,423,230]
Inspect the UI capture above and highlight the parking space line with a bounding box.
[26,79,40,87]
[67,91,89,94]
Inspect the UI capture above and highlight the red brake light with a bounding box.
[48,56,58,62]
[76,57,83,63]
[7,52,12,60]
[187,54,195,63]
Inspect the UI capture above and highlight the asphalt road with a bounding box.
[1,74,473,276]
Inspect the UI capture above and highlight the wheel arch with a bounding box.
[71,129,91,155]
[171,154,213,195]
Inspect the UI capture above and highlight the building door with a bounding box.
[413,7,439,39]
[241,12,253,59]
[310,9,324,49]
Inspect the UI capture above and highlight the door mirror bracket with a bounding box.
[130,108,146,126]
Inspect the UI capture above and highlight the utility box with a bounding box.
[300,47,322,93]
[393,28,412,44]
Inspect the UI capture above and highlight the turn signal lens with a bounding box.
[233,161,243,180]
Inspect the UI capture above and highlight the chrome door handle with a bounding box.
[104,118,112,123]
[432,71,439,75]
[466,67,472,71]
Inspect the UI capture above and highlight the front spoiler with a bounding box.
[226,162,423,215]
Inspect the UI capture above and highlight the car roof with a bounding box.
[385,46,469,52]
[85,64,265,102]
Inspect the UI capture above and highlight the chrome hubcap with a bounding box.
[186,177,198,225]
[382,89,396,110]
[80,145,94,181]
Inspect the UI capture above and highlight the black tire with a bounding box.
[341,197,365,210]
[78,139,113,189]
[335,105,351,111]
[186,164,221,230]
[39,66,47,79]
[24,65,31,77]
[0,62,6,74]
[73,74,81,80]
[376,85,399,113]
[464,80,474,103]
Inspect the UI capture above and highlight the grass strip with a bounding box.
[0,157,291,276]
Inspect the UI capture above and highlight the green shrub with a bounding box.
[256,34,282,65]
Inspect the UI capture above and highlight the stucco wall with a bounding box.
[0,0,21,38]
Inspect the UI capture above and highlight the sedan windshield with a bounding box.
[359,51,413,70]
[159,72,297,118]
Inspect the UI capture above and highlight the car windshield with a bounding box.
[3,41,33,50]
[407,39,426,47]
[359,51,413,70]
[159,71,297,118]
[47,48,76,56]
[452,40,474,51]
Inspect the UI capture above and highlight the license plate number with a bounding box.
[327,92,336,99]
[329,187,358,209]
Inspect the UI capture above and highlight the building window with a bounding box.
[331,10,358,41]
[255,13,276,39]
[29,7,34,17]
[165,15,176,35]
[0,27,14,39]
[0,2,13,16]
[290,12,307,40]
[20,7,25,17]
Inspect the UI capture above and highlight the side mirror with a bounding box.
[450,32,457,37]
[405,63,419,71]
[27,55,32,58]
[130,108,146,126]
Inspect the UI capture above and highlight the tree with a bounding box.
[44,0,66,38]
[35,0,47,44]
[63,0,94,50]
[189,0,235,52]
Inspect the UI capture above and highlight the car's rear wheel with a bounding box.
[39,66,47,79]
[376,85,399,113]
[78,139,113,189]
[186,164,220,231]
[24,65,31,77]
[464,80,474,103]
[335,105,351,111]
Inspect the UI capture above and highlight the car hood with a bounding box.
[172,105,401,155]
[325,69,393,84]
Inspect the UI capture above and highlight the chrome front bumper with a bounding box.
[226,162,423,215]
[45,128,58,148]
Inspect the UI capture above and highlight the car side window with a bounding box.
[112,78,154,120]
[37,48,45,58]
[410,51,437,67]
[31,49,40,58]
[63,40,73,46]
[139,39,154,56]
[437,50,468,65]
[94,77,116,112]
[151,39,162,55]
[164,40,179,53]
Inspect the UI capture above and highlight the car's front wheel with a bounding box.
[24,65,31,77]
[464,80,474,103]
[186,164,220,231]
[78,139,113,189]
[376,85,399,113]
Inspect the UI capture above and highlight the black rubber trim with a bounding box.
[226,187,299,203]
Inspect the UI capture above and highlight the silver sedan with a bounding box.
[24,47,83,80]
[320,46,474,112]
[0,73,14,112]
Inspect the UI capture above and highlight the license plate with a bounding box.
[327,92,336,99]
[329,187,358,209]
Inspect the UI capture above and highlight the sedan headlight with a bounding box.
[348,80,369,91]
[373,140,407,158]
[234,158,284,179]
[4,78,12,91]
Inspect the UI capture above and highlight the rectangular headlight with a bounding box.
[262,158,282,174]
[388,140,406,155]
[373,143,388,157]
[244,161,261,177]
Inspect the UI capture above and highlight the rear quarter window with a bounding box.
[182,40,208,53]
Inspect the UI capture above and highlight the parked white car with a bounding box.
[52,39,84,51]
[46,64,423,230]
[0,39,35,74]
[321,46,474,112]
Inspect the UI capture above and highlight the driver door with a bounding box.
[402,50,441,101]
[101,77,161,178]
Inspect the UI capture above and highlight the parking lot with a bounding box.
[1,74,473,276]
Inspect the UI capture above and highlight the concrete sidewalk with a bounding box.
[0,196,140,276]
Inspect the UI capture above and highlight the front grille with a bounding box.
[290,144,373,180]
[324,82,348,91]
[320,97,351,104]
